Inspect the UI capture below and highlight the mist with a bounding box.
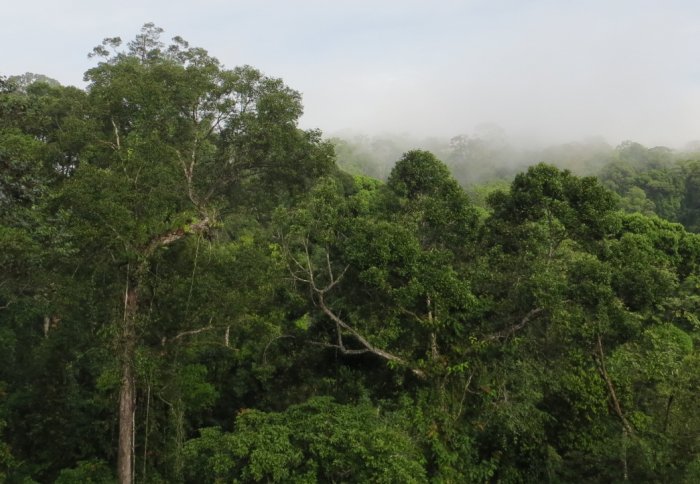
[3,1,700,148]
[302,0,700,175]
[286,1,700,149]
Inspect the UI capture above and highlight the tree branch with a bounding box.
[453,370,475,422]
[307,339,370,355]
[317,292,425,378]
[483,307,545,341]
[162,323,214,346]
[594,333,635,436]
[290,241,425,378]
[111,118,121,151]
[143,216,210,257]
[399,306,425,325]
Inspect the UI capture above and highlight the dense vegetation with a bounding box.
[332,131,700,221]
[3,25,700,483]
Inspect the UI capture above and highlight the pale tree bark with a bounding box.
[118,284,138,484]
[286,240,425,378]
[594,334,634,436]
[117,217,212,484]
[593,333,634,482]
[427,295,439,360]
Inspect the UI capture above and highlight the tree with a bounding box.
[48,24,333,483]
[183,397,427,482]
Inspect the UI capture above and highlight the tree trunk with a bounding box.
[118,286,138,484]
[115,221,210,482]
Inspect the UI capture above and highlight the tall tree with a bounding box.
[50,24,333,483]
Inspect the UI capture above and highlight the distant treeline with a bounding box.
[333,133,700,232]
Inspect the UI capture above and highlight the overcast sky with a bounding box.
[3,0,700,147]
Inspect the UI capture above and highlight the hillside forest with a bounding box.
[3,25,700,483]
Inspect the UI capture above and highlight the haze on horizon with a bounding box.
[4,0,700,149]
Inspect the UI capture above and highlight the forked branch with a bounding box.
[287,241,425,378]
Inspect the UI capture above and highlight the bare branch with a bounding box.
[292,241,348,293]
[143,216,210,257]
[320,264,349,294]
[289,253,311,277]
[163,324,214,345]
[594,333,635,436]
[483,307,545,342]
[308,339,370,355]
[302,237,319,292]
[326,249,334,282]
[283,239,426,378]
[111,118,121,151]
[317,292,425,378]
[97,139,119,151]
[453,370,475,422]
[287,269,312,285]
[175,149,201,209]
[205,111,226,138]
[400,306,426,325]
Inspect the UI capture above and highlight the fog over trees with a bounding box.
[3,22,700,483]
[6,2,700,147]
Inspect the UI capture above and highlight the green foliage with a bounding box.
[598,143,700,232]
[55,460,115,484]
[0,418,18,482]
[184,397,427,483]
[5,23,700,484]
[387,150,454,199]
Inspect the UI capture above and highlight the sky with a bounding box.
[3,0,700,147]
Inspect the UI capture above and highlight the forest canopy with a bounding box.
[2,24,700,483]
